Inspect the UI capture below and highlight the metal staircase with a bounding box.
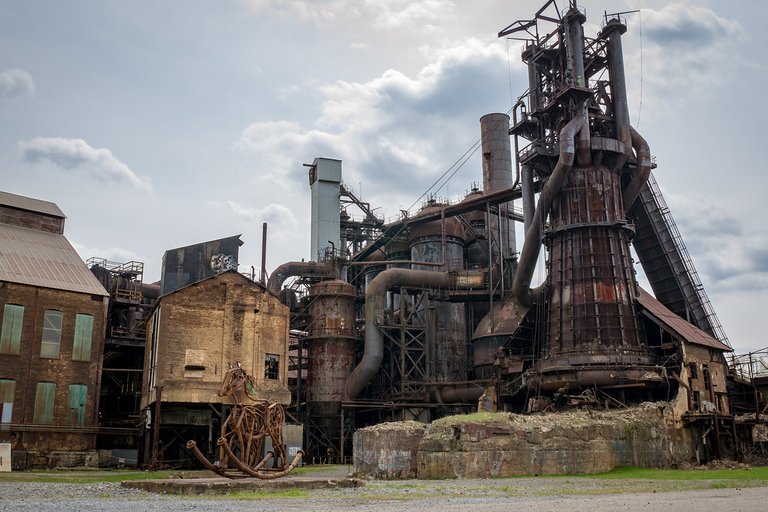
[629,172,730,346]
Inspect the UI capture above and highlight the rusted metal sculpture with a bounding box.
[186,363,303,479]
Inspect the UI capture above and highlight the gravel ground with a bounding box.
[2,477,768,512]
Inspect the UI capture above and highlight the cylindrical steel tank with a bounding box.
[480,113,516,265]
[534,164,657,390]
[460,188,494,378]
[306,279,358,417]
[408,202,467,382]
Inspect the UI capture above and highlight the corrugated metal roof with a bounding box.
[637,287,732,352]
[0,223,108,296]
[0,190,65,218]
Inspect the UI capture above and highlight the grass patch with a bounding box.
[0,470,176,484]
[589,466,768,481]
[223,488,311,499]
[431,412,507,426]
[289,464,348,476]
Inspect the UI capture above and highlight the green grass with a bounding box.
[223,488,311,499]
[0,470,177,484]
[431,412,506,426]
[588,466,768,481]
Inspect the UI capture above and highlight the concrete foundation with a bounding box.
[354,404,697,479]
[352,421,426,479]
[12,450,99,470]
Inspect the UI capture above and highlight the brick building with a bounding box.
[141,270,291,465]
[0,191,109,469]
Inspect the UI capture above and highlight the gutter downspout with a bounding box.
[622,125,651,209]
[344,268,452,400]
[511,109,588,308]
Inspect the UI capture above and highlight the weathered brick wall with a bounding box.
[0,282,107,455]
[682,344,730,414]
[141,272,291,408]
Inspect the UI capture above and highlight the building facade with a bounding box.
[141,270,291,466]
[0,191,109,469]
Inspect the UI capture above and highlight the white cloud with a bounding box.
[237,37,517,213]
[70,241,145,267]
[18,137,152,192]
[223,200,298,227]
[630,3,743,103]
[0,68,35,98]
[240,0,455,32]
[664,188,768,293]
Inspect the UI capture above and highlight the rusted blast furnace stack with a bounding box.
[504,3,660,392]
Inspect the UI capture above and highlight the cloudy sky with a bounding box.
[1,1,766,353]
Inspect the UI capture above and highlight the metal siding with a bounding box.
[0,304,24,354]
[33,382,56,424]
[0,378,13,429]
[0,223,109,296]
[72,313,93,361]
[637,288,732,352]
[0,191,65,218]
[68,384,87,426]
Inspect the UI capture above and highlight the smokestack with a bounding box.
[260,222,268,285]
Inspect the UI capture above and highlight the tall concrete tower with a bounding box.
[309,157,341,261]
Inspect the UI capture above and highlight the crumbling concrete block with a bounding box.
[352,421,426,479]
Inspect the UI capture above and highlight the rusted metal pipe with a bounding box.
[266,260,332,294]
[512,109,587,307]
[622,125,651,209]
[344,268,453,400]
[436,383,484,403]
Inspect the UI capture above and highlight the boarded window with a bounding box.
[40,310,63,359]
[72,314,93,361]
[0,379,14,431]
[265,354,279,380]
[33,382,56,424]
[68,384,87,426]
[0,304,24,354]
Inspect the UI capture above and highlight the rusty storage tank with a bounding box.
[533,163,657,391]
[384,235,411,268]
[462,186,488,270]
[362,249,387,292]
[408,201,467,382]
[459,187,494,377]
[306,279,358,417]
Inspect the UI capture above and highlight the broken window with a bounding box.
[0,304,24,354]
[688,363,698,380]
[40,310,63,359]
[0,379,14,431]
[264,354,279,380]
[68,384,87,426]
[72,314,93,361]
[33,382,56,424]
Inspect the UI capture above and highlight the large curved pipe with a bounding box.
[344,268,452,400]
[621,125,651,209]
[266,261,332,294]
[512,109,588,307]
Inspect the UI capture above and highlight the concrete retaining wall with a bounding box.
[354,404,695,478]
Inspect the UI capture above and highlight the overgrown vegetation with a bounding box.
[431,411,507,426]
[591,466,768,481]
